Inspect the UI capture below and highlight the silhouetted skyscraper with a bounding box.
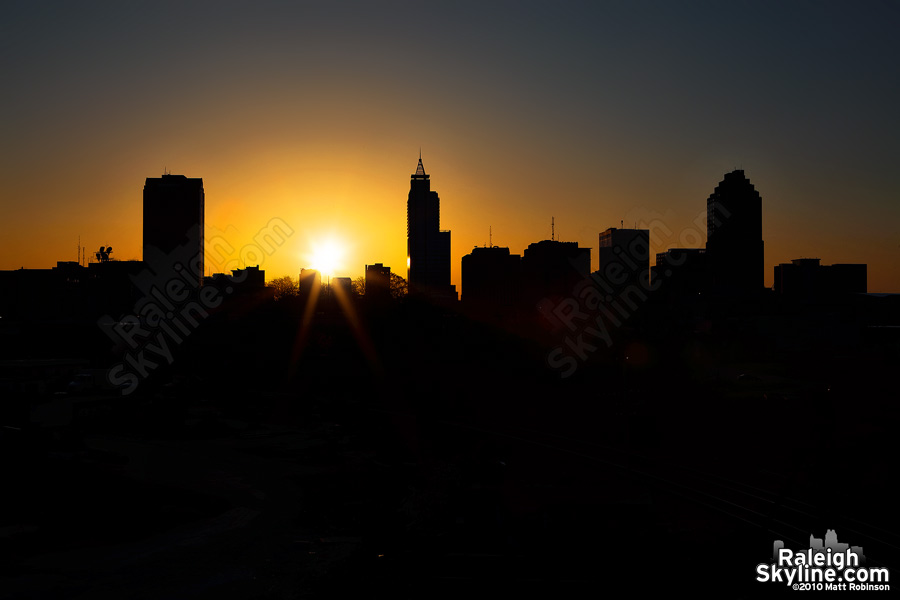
[299,268,321,298]
[407,157,453,299]
[365,263,391,303]
[705,169,763,294]
[652,248,708,297]
[522,239,590,304]
[596,227,650,293]
[461,245,522,307]
[143,174,205,286]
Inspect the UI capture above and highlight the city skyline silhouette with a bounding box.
[0,158,888,296]
[1,154,896,597]
[1,2,898,598]
[2,3,899,293]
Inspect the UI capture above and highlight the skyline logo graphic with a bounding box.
[757,530,890,591]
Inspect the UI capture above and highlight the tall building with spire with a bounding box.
[407,156,454,299]
[706,169,763,294]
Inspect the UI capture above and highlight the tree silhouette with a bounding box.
[352,276,366,297]
[269,275,298,301]
[390,273,408,299]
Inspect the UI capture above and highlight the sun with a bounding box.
[308,238,344,278]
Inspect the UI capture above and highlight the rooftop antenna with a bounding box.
[551,217,555,241]
[489,225,492,248]
[621,220,623,229]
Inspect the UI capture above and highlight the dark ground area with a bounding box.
[1,296,898,598]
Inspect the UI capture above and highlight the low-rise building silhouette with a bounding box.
[203,265,268,300]
[0,259,146,322]
[774,258,866,297]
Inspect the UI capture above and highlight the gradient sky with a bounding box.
[2,1,898,292]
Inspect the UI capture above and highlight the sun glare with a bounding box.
[308,238,344,278]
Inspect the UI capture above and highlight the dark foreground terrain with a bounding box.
[2,297,898,598]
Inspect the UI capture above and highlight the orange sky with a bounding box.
[2,147,896,293]
[1,2,898,292]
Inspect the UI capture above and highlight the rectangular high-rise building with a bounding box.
[365,263,391,303]
[652,248,708,297]
[143,174,204,286]
[299,268,321,298]
[522,239,590,304]
[461,245,522,307]
[596,227,650,293]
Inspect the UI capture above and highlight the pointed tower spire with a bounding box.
[415,155,426,176]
